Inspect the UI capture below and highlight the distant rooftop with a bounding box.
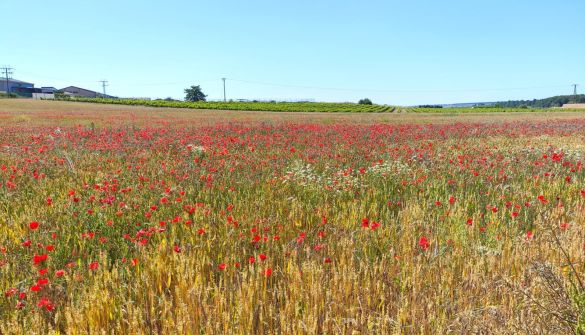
[59,86,116,99]
[1,78,33,85]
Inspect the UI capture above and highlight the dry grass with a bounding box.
[563,104,585,109]
[0,100,584,334]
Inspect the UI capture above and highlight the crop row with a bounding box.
[54,98,585,114]
[57,98,396,113]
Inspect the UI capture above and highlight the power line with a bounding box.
[15,70,219,87]
[1,66,14,95]
[98,80,109,97]
[0,68,578,97]
[16,70,82,83]
[227,78,573,94]
[221,78,226,102]
[101,79,219,87]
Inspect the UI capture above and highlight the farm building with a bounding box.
[58,86,116,99]
[32,93,55,100]
[0,78,35,95]
[41,87,58,93]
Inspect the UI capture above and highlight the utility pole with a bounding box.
[572,84,578,96]
[221,78,226,102]
[2,66,14,95]
[98,80,109,97]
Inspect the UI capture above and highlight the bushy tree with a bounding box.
[184,85,207,102]
[358,98,372,105]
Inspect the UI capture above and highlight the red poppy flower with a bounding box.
[37,297,54,311]
[5,288,17,297]
[264,268,273,277]
[55,270,65,277]
[419,236,430,251]
[33,254,48,265]
[89,262,99,270]
[29,221,39,230]
[296,233,306,244]
[218,263,226,271]
[361,218,369,228]
[36,278,49,286]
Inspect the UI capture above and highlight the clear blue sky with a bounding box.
[2,0,584,105]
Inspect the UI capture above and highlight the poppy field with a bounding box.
[0,101,584,334]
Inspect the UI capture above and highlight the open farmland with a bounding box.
[49,97,585,114]
[0,100,584,334]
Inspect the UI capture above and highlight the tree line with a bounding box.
[494,94,585,108]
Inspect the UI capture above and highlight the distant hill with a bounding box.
[441,94,585,109]
[441,102,496,108]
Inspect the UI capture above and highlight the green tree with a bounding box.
[184,85,207,102]
[358,98,372,105]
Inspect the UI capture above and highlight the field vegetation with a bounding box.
[56,97,397,113]
[50,97,585,114]
[0,100,584,334]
